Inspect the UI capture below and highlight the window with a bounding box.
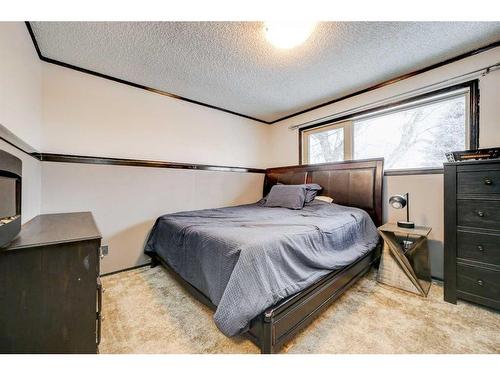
[302,122,350,164]
[301,82,478,172]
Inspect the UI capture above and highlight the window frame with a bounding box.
[299,80,479,175]
[301,121,353,164]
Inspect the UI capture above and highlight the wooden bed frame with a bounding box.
[150,158,384,353]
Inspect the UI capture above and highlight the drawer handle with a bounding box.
[477,279,484,287]
[477,245,484,252]
[477,211,485,217]
[484,178,493,185]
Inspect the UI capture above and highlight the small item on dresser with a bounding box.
[388,193,414,229]
[445,147,500,162]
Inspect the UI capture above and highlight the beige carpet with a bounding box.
[100,266,500,354]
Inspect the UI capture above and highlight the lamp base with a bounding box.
[397,221,415,229]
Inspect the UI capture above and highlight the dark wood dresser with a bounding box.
[0,212,102,353]
[444,159,500,311]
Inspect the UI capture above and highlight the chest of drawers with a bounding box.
[0,212,102,353]
[444,159,500,311]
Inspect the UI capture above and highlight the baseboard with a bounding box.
[100,262,151,277]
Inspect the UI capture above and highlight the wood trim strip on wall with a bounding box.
[0,135,39,160]
[25,22,500,125]
[36,153,266,174]
[0,124,39,160]
[1,134,444,176]
[1,125,265,173]
[384,168,444,176]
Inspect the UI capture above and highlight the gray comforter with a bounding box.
[144,200,379,336]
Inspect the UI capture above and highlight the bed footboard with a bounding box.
[247,244,381,354]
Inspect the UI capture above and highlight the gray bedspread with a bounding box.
[144,200,379,336]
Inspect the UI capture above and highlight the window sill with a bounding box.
[384,168,444,176]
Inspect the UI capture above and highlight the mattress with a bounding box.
[144,200,379,336]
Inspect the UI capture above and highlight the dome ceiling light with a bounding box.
[264,21,317,49]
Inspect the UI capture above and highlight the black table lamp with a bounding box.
[389,193,415,229]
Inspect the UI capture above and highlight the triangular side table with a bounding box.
[377,223,432,297]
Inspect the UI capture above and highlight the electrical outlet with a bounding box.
[101,245,109,256]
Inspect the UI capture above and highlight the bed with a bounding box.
[145,158,384,353]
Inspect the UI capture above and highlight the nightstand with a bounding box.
[377,223,432,297]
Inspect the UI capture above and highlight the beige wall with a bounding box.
[0,22,42,150]
[267,46,500,278]
[0,22,42,223]
[41,162,264,274]
[476,65,500,148]
[38,58,271,274]
[41,63,270,168]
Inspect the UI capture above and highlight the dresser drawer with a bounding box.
[457,170,500,194]
[457,263,500,302]
[457,231,500,266]
[457,200,500,230]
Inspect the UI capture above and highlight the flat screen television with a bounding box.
[0,149,22,248]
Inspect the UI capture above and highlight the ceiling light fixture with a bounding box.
[264,21,317,49]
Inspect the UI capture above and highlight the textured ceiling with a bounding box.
[31,22,500,123]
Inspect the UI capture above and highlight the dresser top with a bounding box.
[444,158,500,166]
[2,212,101,252]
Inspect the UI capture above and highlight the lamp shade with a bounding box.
[389,193,414,229]
[389,194,407,209]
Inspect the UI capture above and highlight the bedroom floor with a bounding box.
[100,266,500,354]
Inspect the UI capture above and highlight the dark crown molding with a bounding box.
[25,22,499,125]
[274,40,500,124]
[25,22,271,125]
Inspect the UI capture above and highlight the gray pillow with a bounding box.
[303,183,322,203]
[276,183,322,203]
[263,184,307,210]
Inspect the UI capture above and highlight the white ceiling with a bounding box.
[31,22,500,123]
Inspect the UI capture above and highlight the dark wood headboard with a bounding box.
[264,158,384,227]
